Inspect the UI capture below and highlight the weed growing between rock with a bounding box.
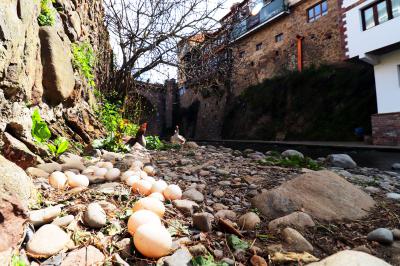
[38,0,56,26]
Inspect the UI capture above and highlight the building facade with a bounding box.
[342,0,400,145]
[177,0,348,139]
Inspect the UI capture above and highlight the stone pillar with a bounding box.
[371,112,400,146]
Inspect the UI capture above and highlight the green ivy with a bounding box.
[145,136,164,150]
[259,154,322,170]
[11,255,26,266]
[47,137,69,156]
[71,42,96,87]
[38,0,56,26]
[31,109,51,143]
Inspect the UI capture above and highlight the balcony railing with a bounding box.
[231,0,288,40]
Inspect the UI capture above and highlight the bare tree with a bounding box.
[103,0,224,98]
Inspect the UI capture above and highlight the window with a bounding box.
[256,42,262,51]
[239,51,245,58]
[362,0,400,30]
[275,33,284,42]
[307,0,328,22]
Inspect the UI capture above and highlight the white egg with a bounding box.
[49,171,67,189]
[67,174,89,188]
[127,210,161,236]
[142,175,156,185]
[134,224,172,258]
[132,180,152,196]
[140,171,148,179]
[82,166,96,175]
[148,192,165,202]
[151,180,168,194]
[163,184,182,201]
[121,170,136,182]
[105,168,120,181]
[143,165,156,176]
[94,167,108,177]
[132,197,165,217]
[102,161,114,169]
[125,175,140,186]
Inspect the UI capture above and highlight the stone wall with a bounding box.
[232,0,345,95]
[371,112,400,146]
[0,0,112,163]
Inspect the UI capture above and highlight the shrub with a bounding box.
[71,42,96,87]
[145,136,164,150]
[259,154,322,170]
[38,0,56,26]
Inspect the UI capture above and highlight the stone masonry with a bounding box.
[371,112,400,146]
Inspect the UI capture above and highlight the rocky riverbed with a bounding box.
[1,143,400,265]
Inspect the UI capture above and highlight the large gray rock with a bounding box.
[251,170,375,221]
[0,155,35,202]
[39,26,75,105]
[307,250,391,266]
[327,154,357,168]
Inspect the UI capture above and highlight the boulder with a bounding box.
[327,154,357,169]
[0,195,28,254]
[39,26,75,105]
[2,132,41,169]
[251,170,375,221]
[307,250,391,266]
[0,155,35,202]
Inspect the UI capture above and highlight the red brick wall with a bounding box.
[372,112,400,146]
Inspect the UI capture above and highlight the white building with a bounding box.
[342,0,400,145]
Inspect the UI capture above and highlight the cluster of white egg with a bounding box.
[49,158,183,259]
[122,162,183,258]
[48,161,122,190]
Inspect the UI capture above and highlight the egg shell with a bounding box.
[94,167,108,177]
[142,175,156,185]
[134,224,172,258]
[102,162,114,169]
[49,171,67,189]
[127,210,161,236]
[163,184,182,201]
[82,166,96,175]
[125,175,141,186]
[151,180,168,194]
[105,168,120,181]
[148,192,165,202]
[132,180,152,196]
[143,165,156,176]
[67,174,89,188]
[140,171,148,179]
[121,170,137,182]
[132,197,165,217]
[64,171,76,179]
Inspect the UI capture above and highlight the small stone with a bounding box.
[392,229,400,240]
[365,186,381,194]
[367,228,394,245]
[250,255,268,266]
[213,249,224,259]
[386,193,400,201]
[188,244,208,257]
[164,247,192,266]
[216,169,229,175]
[268,212,315,231]
[52,215,74,227]
[115,238,132,258]
[327,154,357,169]
[60,245,105,266]
[212,203,228,211]
[282,150,304,159]
[179,159,192,166]
[218,180,231,186]
[172,237,192,250]
[353,245,372,254]
[282,227,313,252]
[182,189,204,202]
[83,203,107,229]
[392,163,400,170]
[193,212,214,232]
[215,210,237,221]
[221,258,235,265]
[29,206,62,227]
[173,199,199,216]
[199,170,210,177]
[238,212,261,230]
[233,249,246,262]
[26,167,50,179]
[213,190,225,198]
[37,162,62,173]
[26,224,70,258]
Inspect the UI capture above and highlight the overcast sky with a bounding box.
[109,0,240,84]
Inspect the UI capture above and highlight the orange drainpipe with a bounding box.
[296,35,304,72]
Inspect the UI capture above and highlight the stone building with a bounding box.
[177,0,347,139]
[341,0,400,145]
